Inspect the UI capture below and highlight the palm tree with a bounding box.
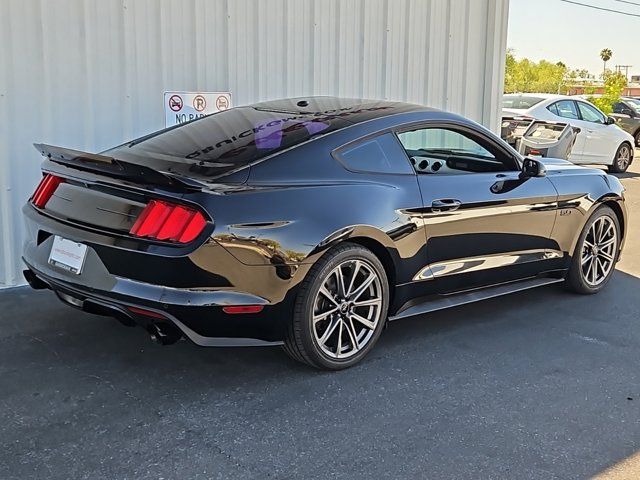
[600,48,613,75]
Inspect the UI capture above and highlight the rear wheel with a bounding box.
[283,243,389,370]
[608,143,632,173]
[565,206,620,294]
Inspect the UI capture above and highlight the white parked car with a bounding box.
[503,93,634,172]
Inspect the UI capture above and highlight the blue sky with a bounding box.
[508,0,640,75]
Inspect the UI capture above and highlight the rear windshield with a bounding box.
[104,101,392,180]
[502,95,546,110]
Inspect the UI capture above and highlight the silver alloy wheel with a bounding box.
[616,145,631,171]
[312,259,383,359]
[581,215,618,287]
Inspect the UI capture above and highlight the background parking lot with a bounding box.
[1,152,640,479]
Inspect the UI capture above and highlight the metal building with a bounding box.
[0,0,510,288]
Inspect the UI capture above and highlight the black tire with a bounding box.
[565,206,620,294]
[283,242,389,370]
[634,130,640,148]
[608,143,632,173]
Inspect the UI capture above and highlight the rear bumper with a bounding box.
[23,261,284,347]
[21,204,305,345]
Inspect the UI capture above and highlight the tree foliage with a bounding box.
[567,68,594,82]
[599,48,613,76]
[600,48,612,63]
[587,71,627,115]
[504,50,569,94]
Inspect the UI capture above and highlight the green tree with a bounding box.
[600,48,612,75]
[567,68,592,81]
[504,51,569,94]
[587,71,627,115]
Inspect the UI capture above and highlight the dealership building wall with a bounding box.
[0,0,509,288]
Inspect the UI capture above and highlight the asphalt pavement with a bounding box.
[1,154,640,479]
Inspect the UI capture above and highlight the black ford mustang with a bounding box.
[23,97,627,369]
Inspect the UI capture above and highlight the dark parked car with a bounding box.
[612,97,640,146]
[23,97,627,369]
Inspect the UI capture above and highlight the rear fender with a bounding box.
[209,177,424,275]
[213,222,397,267]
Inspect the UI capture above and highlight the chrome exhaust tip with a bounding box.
[148,323,182,346]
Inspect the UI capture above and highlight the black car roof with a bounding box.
[103,97,439,181]
[251,96,434,122]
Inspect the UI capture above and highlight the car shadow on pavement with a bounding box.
[1,270,640,479]
[593,165,640,179]
[612,171,640,179]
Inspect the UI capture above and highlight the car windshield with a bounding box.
[502,95,546,110]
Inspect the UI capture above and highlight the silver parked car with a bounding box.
[503,93,634,173]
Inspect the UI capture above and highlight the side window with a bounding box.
[551,100,579,120]
[335,132,414,174]
[577,102,606,124]
[396,127,516,174]
[613,102,624,114]
[548,103,559,116]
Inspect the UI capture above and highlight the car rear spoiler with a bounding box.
[33,143,203,190]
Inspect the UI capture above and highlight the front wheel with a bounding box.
[608,143,632,173]
[634,130,640,148]
[565,206,620,294]
[283,243,389,370]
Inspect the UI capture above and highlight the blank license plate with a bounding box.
[48,236,88,275]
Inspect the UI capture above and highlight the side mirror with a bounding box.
[606,116,617,125]
[520,158,546,179]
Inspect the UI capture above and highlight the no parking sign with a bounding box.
[163,91,232,127]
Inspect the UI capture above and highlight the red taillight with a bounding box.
[31,174,63,208]
[178,211,207,243]
[156,205,194,240]
[130,200,207,243]
[222,305,265,314]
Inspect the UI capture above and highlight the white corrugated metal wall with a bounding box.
[0,0,509,288]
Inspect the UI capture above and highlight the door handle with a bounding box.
[431,198,461,212]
